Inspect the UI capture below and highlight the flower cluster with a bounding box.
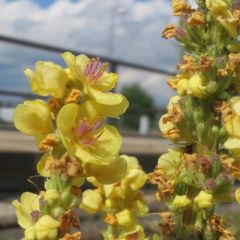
[13,52,129,239]
[152,0,240,239]
[80,155,148,240]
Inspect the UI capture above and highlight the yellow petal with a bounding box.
[41,63,69,98]
[167,96,181,112]
[224,137,240,152]
[187,74,207,98]
[75,54,90,70]
[25,61,69,98]
[24,68,46,96]
[231,115,240,137]
[37,154,51,177]
[57,103,79,141]
[34,215,60,240]
[14,100,53,136]
[86,87,124,105]
[84,156,127,184]
[116,209,134,227]
[79,98,129,120]
[235,188,240,204]
[24,226,36,240]
[91,125,122,157]
[124,168,148,191]
[91,97,129,118]
[80,189,103,213]
[158,149,183,177]
[12,192,39,229]
[95,72,118,91]
[121,155,140,170]
[159,114,175,132]
[177,78,188,96]
[231,97,240,116]
[62,52,76,68]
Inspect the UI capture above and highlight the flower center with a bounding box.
[84,57,109,84]
[75,117,103,146]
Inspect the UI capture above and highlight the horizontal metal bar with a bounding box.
[0,34,176,75]
[0,89,165,113]
[0,89,44,99]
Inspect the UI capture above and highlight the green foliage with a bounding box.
[121,84,155,130]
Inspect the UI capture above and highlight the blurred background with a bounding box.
[0,0,238,239]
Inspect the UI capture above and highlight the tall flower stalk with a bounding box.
[150,0,240,239]
[80,155,149,239]
[12,52,128,240]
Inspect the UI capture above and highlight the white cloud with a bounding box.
[0,0,180,107]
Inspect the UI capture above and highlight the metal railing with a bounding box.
[0,34,175,133]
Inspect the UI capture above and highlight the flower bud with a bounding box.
[194,191,213,209]
[44,189,60,206]
[211,126,219,134]
[187,74,207,98]
[105,199,116,209]
[116,209,133,227]
[172,195,191,209]
[80,190,103,213]
[53,207,64,218]
[61,190,72,204]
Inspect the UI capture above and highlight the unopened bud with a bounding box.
[211,126,219,134]
[53,207,64,218]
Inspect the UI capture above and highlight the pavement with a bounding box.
[0,130,170,155]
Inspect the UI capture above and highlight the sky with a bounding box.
[0,0,181,108]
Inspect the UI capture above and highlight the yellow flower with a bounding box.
[24,61,69,98]
[172,195,191,209]
[62,52,128,118]
[206,0,237,38]
[57,102,127,183]
[235,188,240,204]
[158,149,183,177]
[14,100,53,141]
[34,215,60,240]
[122,155,148,191]
[187,73,207,98]
[80,189,103,213]
[12,192,40,229]
[194,191,213,209]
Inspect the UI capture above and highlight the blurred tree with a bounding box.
[121,84,155,130]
